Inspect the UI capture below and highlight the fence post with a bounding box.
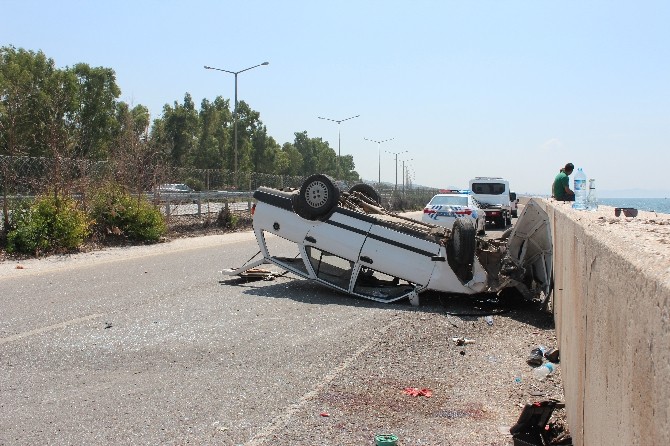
[197,193,202,217]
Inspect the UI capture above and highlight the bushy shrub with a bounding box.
[216,205,239,229]
[90,185,166,242]
[7,195,91,255]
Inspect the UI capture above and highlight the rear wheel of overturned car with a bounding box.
[447,218,476,283]
[348,183,381,205]
[451,218,476,267]
[293,174,340,220]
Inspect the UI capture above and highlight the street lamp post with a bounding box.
[204,62,269,183]
[364,137,394,185]
[318,115,359,179]
[386,150,408,191]
[401,158,413,194]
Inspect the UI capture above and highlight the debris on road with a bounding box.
[375,433,399,446]
[402,387,433,397]
[527,346,547,366]
[544,348,560,363]
[452,336,475,346]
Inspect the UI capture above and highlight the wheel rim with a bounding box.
[304,180,329,208]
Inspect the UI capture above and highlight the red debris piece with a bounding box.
[320,412,329,417]
[402,387,433,398]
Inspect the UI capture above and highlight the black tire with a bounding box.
[348,183,381,205]
[497,216,506,228]
[451,218,476,267]
[293,174,340,220]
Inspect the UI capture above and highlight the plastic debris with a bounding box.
[402,387,433,397]
[485,315,494,326]
[375,434,398,446]
[452,337,475,346]
[544,348,560,363]
[527,346,547,367]
[15,265,24,269]
[319,412,329,417]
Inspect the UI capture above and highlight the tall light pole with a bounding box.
[204,62,269,183]
[401,158,413,194]
[318,114,359,179]
[364,137,394,185]
[386,150,408,191]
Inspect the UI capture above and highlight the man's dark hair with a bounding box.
[565,162,574,172]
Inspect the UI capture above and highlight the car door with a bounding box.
[302,209,374,291]
[358,222,440,287]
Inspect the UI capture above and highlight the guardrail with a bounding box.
[153,191,255,217]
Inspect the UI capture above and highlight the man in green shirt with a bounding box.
[553,163,575,201]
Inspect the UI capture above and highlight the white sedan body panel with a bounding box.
[358,221,440,288]
[225,184,553,306]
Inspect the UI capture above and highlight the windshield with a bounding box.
[471,183,506,195]
[429,195,469,206]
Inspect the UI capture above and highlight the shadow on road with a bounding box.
[219,275,554,330]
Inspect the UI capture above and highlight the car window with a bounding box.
[262,231,310,277]
[471,183,506,195]
[352,267,416,301]
[305,246,354,291]
[430,195,469,206]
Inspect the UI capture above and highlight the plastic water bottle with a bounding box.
[587,179,598,211]
[533,362,556,380]
[572,168,588,210]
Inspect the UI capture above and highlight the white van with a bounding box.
[469,177,512,228]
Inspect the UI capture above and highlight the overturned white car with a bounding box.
[223,175,552,306]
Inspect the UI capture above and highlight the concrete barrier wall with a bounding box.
[540,199,670,446]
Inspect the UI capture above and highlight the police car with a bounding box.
[422,190,486,235]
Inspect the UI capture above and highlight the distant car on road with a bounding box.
[156,183,194,193]
[422,190,486,235]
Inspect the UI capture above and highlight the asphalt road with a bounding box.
[0,210,556,446]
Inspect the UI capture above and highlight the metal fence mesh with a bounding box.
[1,156,438,227]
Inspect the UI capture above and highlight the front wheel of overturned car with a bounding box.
[294,174,340,220]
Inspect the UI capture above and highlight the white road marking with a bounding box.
[246,316,401,446]
[0,313,104,345]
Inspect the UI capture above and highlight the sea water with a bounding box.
[598,198,670,215]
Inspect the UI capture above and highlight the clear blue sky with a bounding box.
[3,0,669,196]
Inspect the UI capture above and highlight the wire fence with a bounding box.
[0,155,438,227]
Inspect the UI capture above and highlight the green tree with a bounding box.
[280,142,303,176]
[234,101,262,172]
[112,102,156,194]
[0,46,56,228]
[292,131,336,176]
[70,63,121,160]
[155,93,199,166]
[194,96,231,169]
